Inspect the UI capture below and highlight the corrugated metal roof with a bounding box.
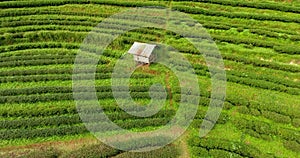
[128,42,156,58]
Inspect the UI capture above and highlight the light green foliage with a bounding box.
[0,0,299,157]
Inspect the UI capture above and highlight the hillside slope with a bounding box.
[0,0,300,157]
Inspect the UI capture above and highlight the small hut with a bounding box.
[127,42,157,65]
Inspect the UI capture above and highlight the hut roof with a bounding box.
[128,42,156,58]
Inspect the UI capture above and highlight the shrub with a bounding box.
[21,147,61,158]
[237,106,250,114]
[188,137,264,157]
[274,45,300,55]
[260,134,273,141]
[290,35,300,41]
[292,118,300,128]
[192,0,300,13]
[226,95,249,107]
[209,149,243,158]
[173,6,300,23]
[277,128,300,143]
[223,102,233,110]
[249,29,279,38]
[245,129,261,139]
[61,143,120,158]
[114,144,179,158]
[249,108,261,116]
[232,117,275,136]
[283,140,300,153]
[222,54,299,73]
[261,110,291,124]
[190,146,209,157]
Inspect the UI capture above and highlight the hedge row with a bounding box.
[61,143,120,158]
[261,110,291,124]
[0,20,128,38]
[0,91,169,103]
[233,117,300,143]
[0,23,163,40]
[191,112,229,127]
[0,104,76,118]
[0,0,165,9]
[61,142,179,158]
[0,124,87,140]
[109,144,179,158]
[209,149,243,158]
[1,13,164,34]
[188,137,266,157]
[1,33,157,53]
[0,54,76,62]
[292,118,300,128]
[202,22,231,30]
[115,118,170,130]
[24,31,88,43]
[2,19,96,28]
[278,128,300,143]
[227,70,300,89]
[249,100,300,120]
[290,35,300,41]
[190,146,210,157]
[236,106,261,117]
[190,0,300,13]
[0,0,87,8]
[193,63,299,95]
[273,45,300,55]
[21,141,179,158]
[212,34,275,48]
[0,8,110,18]
[0,24,93,34]
[245,128,273,141]
[172,89,233,109]
[21,148,61,158]
[0,102,150,118]
[0,85,164,96]
[23,30,156,46]
[0,73,111,83]
[244,28,300,40]
[283,140,300,153]
[1,12,164,29]
[0,57,110,68]
[0,47,77,57]
[227,75,299,95]
[0,118,169,140]
[0,13,100,24]
[0,73,154,83]
[115,136,174,152]
[249,29,286,39]
[214,35,300,54]
[0,93,74,104]
[0,110,175,130]
[173,6,300,23]
[222,54,300,73]
[0,115,81,130]
[0,42,80,53]
[0,67,113,76]
[233,117,274,136]
[237,106,297,127]
[197,18,298,36]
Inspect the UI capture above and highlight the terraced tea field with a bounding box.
[0,0,300,157]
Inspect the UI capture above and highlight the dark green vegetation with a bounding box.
[6,143,179,158]
[0,0,299,157]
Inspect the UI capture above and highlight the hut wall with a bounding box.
[134,55,149,63]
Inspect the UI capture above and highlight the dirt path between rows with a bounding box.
[178,131,190,158]
[165,72,173,108]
